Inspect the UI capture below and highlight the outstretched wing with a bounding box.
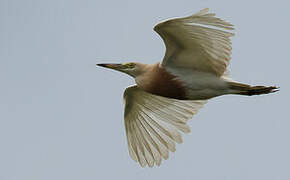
[123,86,207,167]
[154,8,234,76]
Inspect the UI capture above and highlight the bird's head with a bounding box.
[97,62,146,78]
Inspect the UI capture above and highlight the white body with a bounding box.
[167,66,233,100]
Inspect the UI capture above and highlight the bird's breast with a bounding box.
[135,64,186,100]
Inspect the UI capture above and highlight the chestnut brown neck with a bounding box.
[135,63,186,100]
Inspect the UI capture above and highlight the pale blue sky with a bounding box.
[1,0,289,179]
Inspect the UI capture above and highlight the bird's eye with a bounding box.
[123,63,135,68]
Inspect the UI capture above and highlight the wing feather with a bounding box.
[136,118,162,166]
[138,98,190,133]
[123,86,207,167]
[138,113,169,160]
[138,106,177,152]
[133,120,154,167]
[154,8,234,76]
[124,117,138,162]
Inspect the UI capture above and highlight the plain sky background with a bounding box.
[1,0,289,179]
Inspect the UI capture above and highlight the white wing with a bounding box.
[154,8,234,76]
[123,86,207,167]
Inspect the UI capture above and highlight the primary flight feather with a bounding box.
[97,8,278,167]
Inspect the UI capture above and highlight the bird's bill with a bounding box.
[96,63,125,70]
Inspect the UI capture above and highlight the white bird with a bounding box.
[97,8,278,167]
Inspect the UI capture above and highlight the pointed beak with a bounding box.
[96,63,124,70]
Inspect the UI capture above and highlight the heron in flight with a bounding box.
[97,8,278,167]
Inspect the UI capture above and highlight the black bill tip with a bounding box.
[96,63,123,69]
[96,63,107,67]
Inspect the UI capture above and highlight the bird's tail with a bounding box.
[228,82,279,96]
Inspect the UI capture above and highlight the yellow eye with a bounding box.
[123,63,135,68]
